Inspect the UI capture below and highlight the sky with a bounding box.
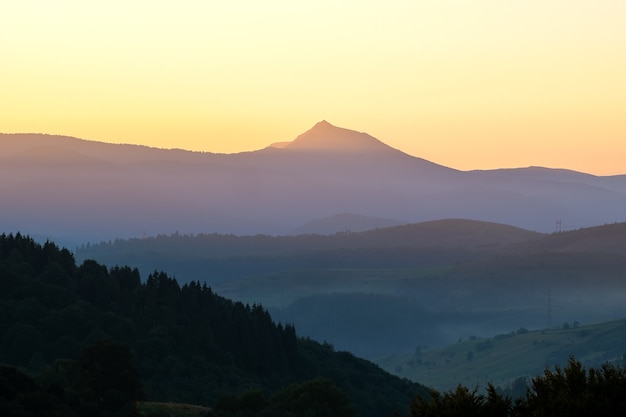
[2,0,625,175]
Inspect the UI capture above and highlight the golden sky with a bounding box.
[2,1,625,174]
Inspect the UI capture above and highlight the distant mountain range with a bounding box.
[2,121,626,244]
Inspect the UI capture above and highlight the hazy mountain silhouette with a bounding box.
[515,221,626,254]
[2,122,626,244]
[76,218,543,286]
[290,212,407,235]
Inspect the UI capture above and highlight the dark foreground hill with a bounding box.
[0,233,426,417]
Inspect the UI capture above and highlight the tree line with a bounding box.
[408,357,626,417]
[0,232,423,417]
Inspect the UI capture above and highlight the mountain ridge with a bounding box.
[2,127,625,178]
[2,122,626,243]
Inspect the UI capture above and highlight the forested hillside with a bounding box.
[76,219,540,285]
[0,233,426,417]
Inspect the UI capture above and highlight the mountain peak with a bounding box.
[313,119,333,129]
[274,121,399,154]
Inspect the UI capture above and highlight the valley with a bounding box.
[76,220,626,363]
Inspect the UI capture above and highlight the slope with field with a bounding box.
[378,319,626,392]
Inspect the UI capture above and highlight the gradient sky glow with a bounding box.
[2,1,625,174]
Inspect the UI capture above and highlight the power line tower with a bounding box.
[555,218,562,233]
[545,292,562,329]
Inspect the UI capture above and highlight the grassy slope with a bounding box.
[377,319,626,391]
